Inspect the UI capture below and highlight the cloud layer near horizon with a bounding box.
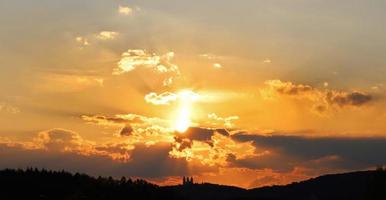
[1,126,385,188]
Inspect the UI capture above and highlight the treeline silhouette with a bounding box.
[0,168,176,200]
[0,167,385,200]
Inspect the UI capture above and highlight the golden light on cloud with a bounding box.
[118,5,133,15]
[97,31,119,40]
[75,36,89,46]
[213,63,222,68]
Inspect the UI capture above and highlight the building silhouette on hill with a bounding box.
[182,176,194,185]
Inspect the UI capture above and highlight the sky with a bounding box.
[0,0,386,188]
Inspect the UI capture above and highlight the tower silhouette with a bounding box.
[182,176,193,185]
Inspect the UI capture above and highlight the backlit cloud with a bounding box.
[33,128,93,153]
[118,5,133,15]
[262,79,374,114]
[113,50,180,86]
[208,113,239,128]
[81,113,174,145]
[145,92,178,105]
[144,90,200,106]
[213,63,222,68]
[171,128,256,166]
[96,31,119,40]
[1,125,385,188]
[75,36,89,46]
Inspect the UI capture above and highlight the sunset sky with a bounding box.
[1,0,386,188]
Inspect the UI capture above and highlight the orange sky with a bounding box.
[0,0,386,188]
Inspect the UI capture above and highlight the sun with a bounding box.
[173,90,199,133]
[174,108,191,133]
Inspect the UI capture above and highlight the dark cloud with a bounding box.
[0,142,190,179]
[174,127,230,148]
[116,143,188,178]
[326,91,372,107]
[232,133,386,170]
[264,80,375,114]
[120,126,134,136]
[226,151,296,173]
[178,127,229,142]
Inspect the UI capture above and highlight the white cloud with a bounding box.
[75,36,89,46]
[208,113,239,128]
[113,50,179,75]
[145,92,178,105]
[113,49,159,74]
[144,90,200,106]
[118,5,133,15]
[213,63,222,69]
[96,31,119,40]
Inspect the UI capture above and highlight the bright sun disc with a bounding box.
[175,116,190,133]
[173,90,199,133]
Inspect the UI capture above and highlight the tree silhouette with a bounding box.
[0,168,385,200]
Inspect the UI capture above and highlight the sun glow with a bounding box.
[173,90,199,133]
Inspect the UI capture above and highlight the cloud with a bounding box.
[208,113,239,128]
[1,126,385,188]
[144,92,178,105]
[198,53,224,60]
[113,50,179,86]
[119,126,134,136]
[81,113,168,128]
[75,36,89,46]
[0,141,190,179]
[81,114,143,127]
[118,5,133,15]
[326,91,372,107]
[232,133,386,171]
[171,127,255,166]
[113,50,179,75]
[163,77,173,86]
[116,143,189,178]
[0,102,20,114]
[176,127,229,144]
[262,79,374,114]
[81,113,175,146]
[96,31,119,40]
[213,63,222,68]
[264,80,314,96]
[144,90,201,106]
[83,114,386,179]
[33,128,90,152]
[263,59,272,64]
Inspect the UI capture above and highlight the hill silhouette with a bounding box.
[0,168,385,200]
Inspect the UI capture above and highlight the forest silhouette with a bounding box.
[0,167,385,200]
